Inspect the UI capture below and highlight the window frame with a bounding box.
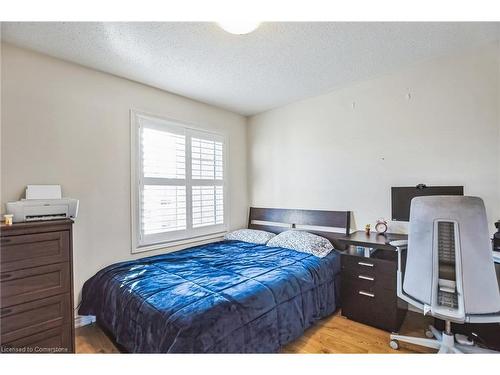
[131,110,229,253]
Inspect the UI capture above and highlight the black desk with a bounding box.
[337,231,408,332]
[338,230,407,251]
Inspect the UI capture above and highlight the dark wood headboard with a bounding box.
[248,207,351,245]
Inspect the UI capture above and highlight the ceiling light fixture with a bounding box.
[217,21,260,35]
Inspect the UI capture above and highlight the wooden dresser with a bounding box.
[0,219,74,353]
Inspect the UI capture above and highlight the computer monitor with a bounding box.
[391,185,464,221]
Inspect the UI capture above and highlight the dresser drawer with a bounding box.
[0,263,70,307]
[341,274,406,332]
[341,267,396,291]
[1,231,70,273]
[1,323,73,353]
[341,276,397,304]
[341,255,395,281]
[1,293,71,343]
[341,281,399,331]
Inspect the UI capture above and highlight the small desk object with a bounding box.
[337,231,408,332]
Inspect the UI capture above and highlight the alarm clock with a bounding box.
[375,218,388,234]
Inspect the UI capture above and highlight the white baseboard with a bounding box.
[75,315,96,328]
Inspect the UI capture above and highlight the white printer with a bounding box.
[6,185,79,223]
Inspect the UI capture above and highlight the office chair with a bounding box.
[389,196,500,353]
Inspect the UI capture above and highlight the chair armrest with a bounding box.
[391,238,426,311]
[389,240,408,249]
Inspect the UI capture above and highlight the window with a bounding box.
[132,112,227,252]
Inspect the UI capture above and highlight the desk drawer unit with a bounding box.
[340,250,406,332]
[0,220,74,353]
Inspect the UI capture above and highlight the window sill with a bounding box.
[132,231,227,254]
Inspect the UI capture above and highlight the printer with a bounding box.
[6,185,79,223]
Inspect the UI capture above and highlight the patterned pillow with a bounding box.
[224,229,276,244]
[266,230,334,258]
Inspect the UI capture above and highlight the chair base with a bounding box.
[390,325,498,353]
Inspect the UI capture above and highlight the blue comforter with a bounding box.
[79,240,341,353]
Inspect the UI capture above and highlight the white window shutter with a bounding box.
[191,138,224,180]
[192,185,224,228]
[142,185,186,234]
[134,113,227,251]
[142,127,186,179]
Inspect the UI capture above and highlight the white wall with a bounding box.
[2,41,500,310]
[0,43,248,307]
[248,43,500,234]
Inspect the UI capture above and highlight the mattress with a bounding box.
[78,240,341,353]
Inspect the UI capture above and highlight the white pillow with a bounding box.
[224,229,276,244]
[266,230,334,258]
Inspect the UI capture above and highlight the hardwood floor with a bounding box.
[281,311,434,354]
[75,310,435,354]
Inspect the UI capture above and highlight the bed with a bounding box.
[78,207,351,353]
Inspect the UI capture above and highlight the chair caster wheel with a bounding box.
[425,330,434,338]
[389,339,399,350]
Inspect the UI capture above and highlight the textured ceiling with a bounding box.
[2,22,500,115]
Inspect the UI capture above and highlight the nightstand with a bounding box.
[337,231,408,332]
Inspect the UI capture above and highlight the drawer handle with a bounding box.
[358,291,375,298]
[0,307,12,316]
[0,273,12,281]
[358,275,374,281]
[358,261,374,267]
